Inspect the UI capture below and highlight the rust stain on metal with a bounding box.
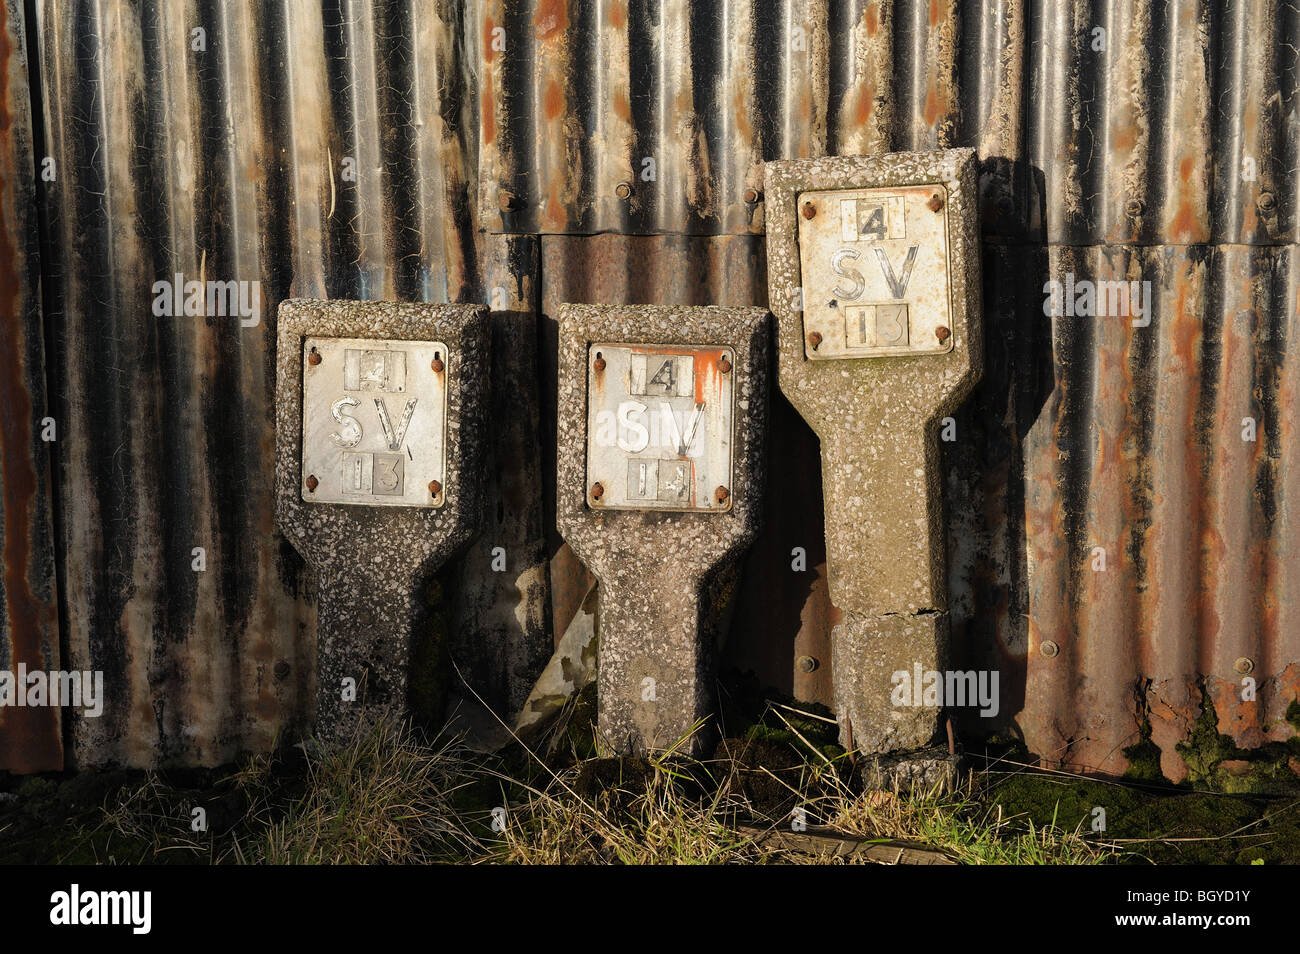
[543,79,564,121]
[608,0,627,30]
[533,0,569,39]
[613,88,631,123]
[920,0,957,142]
[0,0,62,771]
[483,15,498,64]
[1168,158,1201,243]
[481,86,496,146]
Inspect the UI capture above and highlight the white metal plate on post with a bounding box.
[584,343,735,512]
[796,184,953,360]
[300,337,449,507]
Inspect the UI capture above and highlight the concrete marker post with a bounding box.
[764,150,984,759]
[275,300,490,742]
[555,304,770,756]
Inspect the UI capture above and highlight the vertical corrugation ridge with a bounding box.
[329,0,388,297]
[832,0,895,156]
[1157,0,1213,244]
[279,0,331,299]
[1140,247,1206,780]
[1263,248,1300,739]
[0,0,61,771]
[139,0,204,761]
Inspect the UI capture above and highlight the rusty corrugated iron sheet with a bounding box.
[1029,0,1299,245]
[946,243,1300,780]
[35,0,313,767]
[1023,246,1300,779]
[6,0,1298,780]
[26,0,549,768]
[478,0,1026,235]
[0,0,61,772]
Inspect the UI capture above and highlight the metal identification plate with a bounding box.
[585,344,734,512]
[796,184,953,360]
[301,337,448,507]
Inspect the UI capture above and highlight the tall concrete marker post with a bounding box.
[555,304,770,756]
[275,300,490,741]
[764,150,984,762]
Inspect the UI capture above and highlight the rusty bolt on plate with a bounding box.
[1258,191,1277,213]
[428,480,442,498]
[431,354,445,373]
[808,331,823,350]
[305,475,319,493]
[307,349,321,366]
[718,356,731,373]
[593,354,606,372]
[590,482,605,502]
[927,192,944,212]
[714,485,730,504]
[743,188,762,204]
[273,661,291,680]
[1040,640,1060,658]
[797,655,818,674]
[1125,198,1145,218]
[1234,656,1255,675]
[935,326,951,343]
[615,181,634,200]
[801,201,816,219]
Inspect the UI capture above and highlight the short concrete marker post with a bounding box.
[555,304,770,756]
[764,150,984,758]
[275,300,490,742]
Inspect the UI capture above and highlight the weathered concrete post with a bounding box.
[555,304,769,755]
[275,300,489,741]
[764,150,984,756]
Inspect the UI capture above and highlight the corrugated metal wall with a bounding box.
[3,0,1297,781]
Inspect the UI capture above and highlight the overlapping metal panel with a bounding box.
[3,0,1296,781]
[946,244,1300,780]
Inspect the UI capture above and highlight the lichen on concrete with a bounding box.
[554,304,770,756]
[274,300,490,742]
[763,150,984,754]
